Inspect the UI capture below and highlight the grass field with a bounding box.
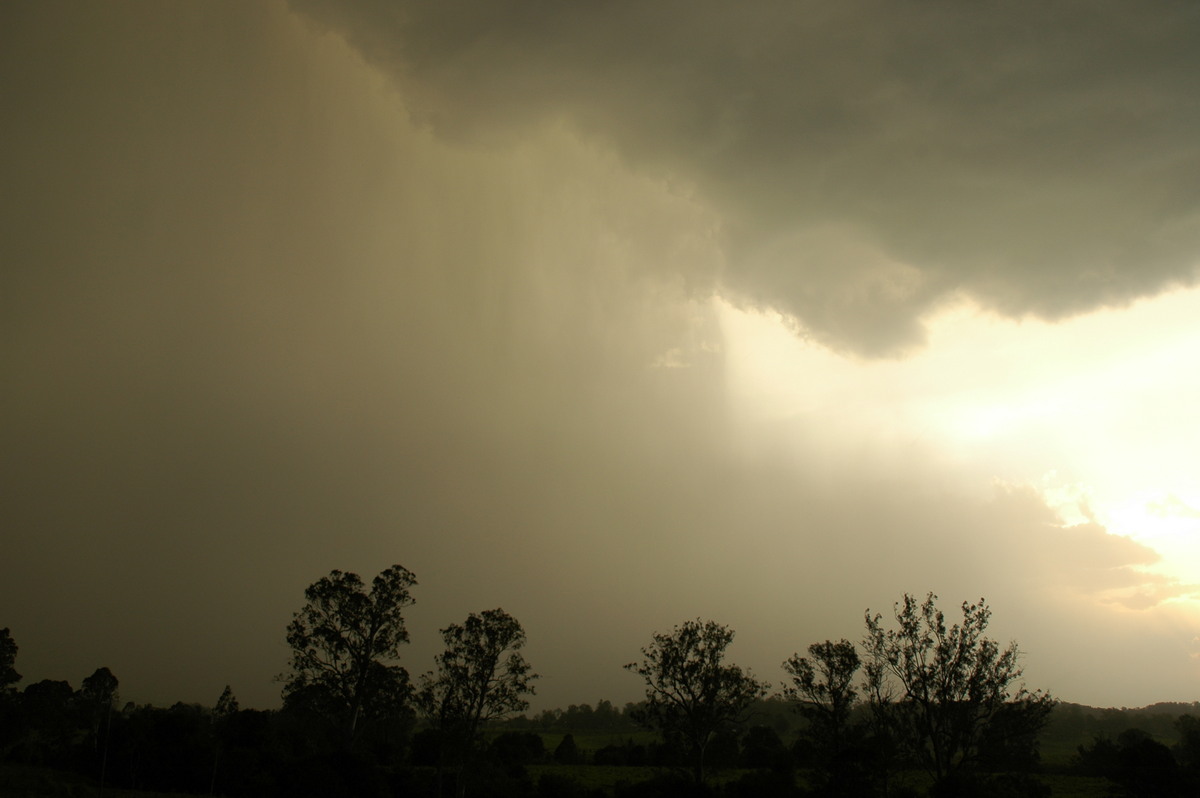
[1035,773,1112,798]
[0,762,184,798]
[495,726,1123,797]
[529,763,662,792]
[523,764,1116,798]
[0,760,1121,798]
[0,729,1130,798]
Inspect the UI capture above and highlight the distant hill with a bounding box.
[1037,701,1200,767]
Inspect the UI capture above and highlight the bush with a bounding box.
[491,731,546,765]
[554,733,582,765]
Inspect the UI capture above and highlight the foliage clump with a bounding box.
[864,592,1056,793]
[625,618,767,785]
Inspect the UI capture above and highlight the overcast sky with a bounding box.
[4,0,1200,712]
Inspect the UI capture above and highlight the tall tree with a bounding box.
[0,628,18,691]
[209,685,239,797]
[625,619,767,785]
[783,638,864,792]
[418,608,537,798]
[78,667,119,791]
[78,667,119,708]
[77,666,119,741]
[214,685,239,719]
[0,629,19,758]
[863,592,1055,793]
[283,564,417,743]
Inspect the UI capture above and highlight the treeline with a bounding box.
[1047,702,1200,745]
[3,567,1200,797]
[4,679,1200,797]
[522,700,637,733]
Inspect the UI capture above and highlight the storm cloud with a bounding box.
[296,0,1200,354]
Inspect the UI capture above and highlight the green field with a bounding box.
[505,727,1121,798]
[521,763,1114,798]
[0,711,1173,798]
[0,762,185,798]
[0,758,1126,798]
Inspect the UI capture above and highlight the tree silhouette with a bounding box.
[20,679,75,765]
[553,733,581,765]
[282,564,416,743]
[0,627,19,760]
[1078,728,1182,797]
[78,667,119,793]
[209,685,239,796]
[625,618,767,785]
[864,592,1055,793]
[0,628,18,691]
[418,608,537,798]
[215,684,239,719]
[783,638,865,793]
[78,667,119,745]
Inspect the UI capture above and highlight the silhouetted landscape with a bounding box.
[3,567,1198,797]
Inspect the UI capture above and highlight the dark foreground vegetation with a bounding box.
[3,566,1199,797]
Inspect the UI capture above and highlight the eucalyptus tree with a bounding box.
[783,639,860,744]
[783,638,865,789]
[864,592,1055,792]
[209,684,239,796]
[214,685,239,718]
[418,608,537,798]
[73,667,119,791]
[625,618,767,785]
[0,628,18,692]
[282,564,417,743]
[0,629,18,758]
[77,666,119,741]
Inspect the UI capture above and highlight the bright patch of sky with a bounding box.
[717,287,1200,607]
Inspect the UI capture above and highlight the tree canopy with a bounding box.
[864,592,1055,792]
[0,628,19,692]
[625,618,767,784]
[783,638,864,791]
[418,607,537,797]
[282,564,417,742]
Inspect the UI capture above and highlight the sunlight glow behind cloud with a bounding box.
[717,288,1200,613]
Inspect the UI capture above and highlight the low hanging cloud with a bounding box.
[294,0,1200,355]
[981,483,1186,607]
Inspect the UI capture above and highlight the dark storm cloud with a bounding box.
[295,0,1200,354]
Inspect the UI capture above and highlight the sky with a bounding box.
[3,0,1200,713]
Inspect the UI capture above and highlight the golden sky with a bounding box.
[3,0,1199,711]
